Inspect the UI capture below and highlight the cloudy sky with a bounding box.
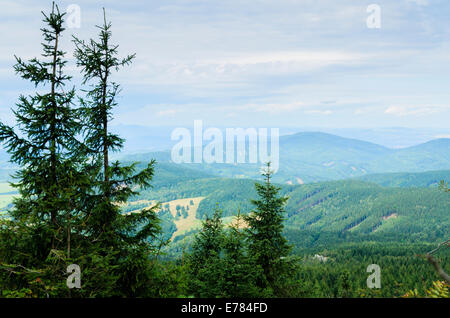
[1,0,450,130]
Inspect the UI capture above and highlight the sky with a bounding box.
[1,0,450,131]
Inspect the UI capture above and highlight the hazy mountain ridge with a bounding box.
[2,132,449,183]
[118,132,450,183]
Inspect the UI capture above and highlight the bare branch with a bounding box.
[426,254,450,284]
[428,238,450,255]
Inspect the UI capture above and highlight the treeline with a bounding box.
[289,244,449,298]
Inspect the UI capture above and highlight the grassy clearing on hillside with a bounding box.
[121,197,205,239]
[122,196,250,241]
[166,197,204,239]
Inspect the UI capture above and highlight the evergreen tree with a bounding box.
[0,4,163,297]
[73,9,153,238]
[0,3,89,291]
[337,270,352,297]
[220,211,261,297]
[72,9,162,296]
[244,162,292,295]
[0,1,82,237]
[187,205,224,297]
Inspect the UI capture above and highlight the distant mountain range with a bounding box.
[120,132,450,184]
[1,131,450,184]
[108,125,450,152]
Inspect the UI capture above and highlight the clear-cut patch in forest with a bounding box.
[344,215,368,232]
[382,213,398,220]
[372,213,401,233]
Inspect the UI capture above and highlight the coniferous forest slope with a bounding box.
[115,167,449,249]
[1,160,450,249]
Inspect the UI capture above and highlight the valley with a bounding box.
[1,131,449,253]
[117,165,450,255]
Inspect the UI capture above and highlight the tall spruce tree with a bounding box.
[72,9,159,243]
[0,2,84,252]
[0,3,91,296]
[72,9,162,296]
[0,4,163,297]
[244,162,292,295]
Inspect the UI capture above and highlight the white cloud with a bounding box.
[203,51,364,67]
[2,0,450,129]
[304,110,333,115]
[354,108,372,115]
[157,109,178,117]
[246,102,306,113]
[384,105,441,116]
[405,0,429,6]
[434,134,450,139]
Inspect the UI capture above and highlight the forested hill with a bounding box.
[356,170,450,188]
[114,167,450,253]
[4,160,445,246]
[117,132,450,183]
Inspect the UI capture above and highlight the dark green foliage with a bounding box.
[69,9,163,296]
[357,170,450,188]
[219,213,261,297]
[0,4,163,297]
[139,177,257,218]
[289,243,449,298]
[144,170,449,247]
[186,207,261,297]
[186,206,224,297]
[158,207,177,242]
[282,180,450,243]
[244,162,293,295]
[72,9,159,245]
[0,4,89,296]
[181,206,188,218]
[0,2,82,233]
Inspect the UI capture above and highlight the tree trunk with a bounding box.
[50,31,59,228]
